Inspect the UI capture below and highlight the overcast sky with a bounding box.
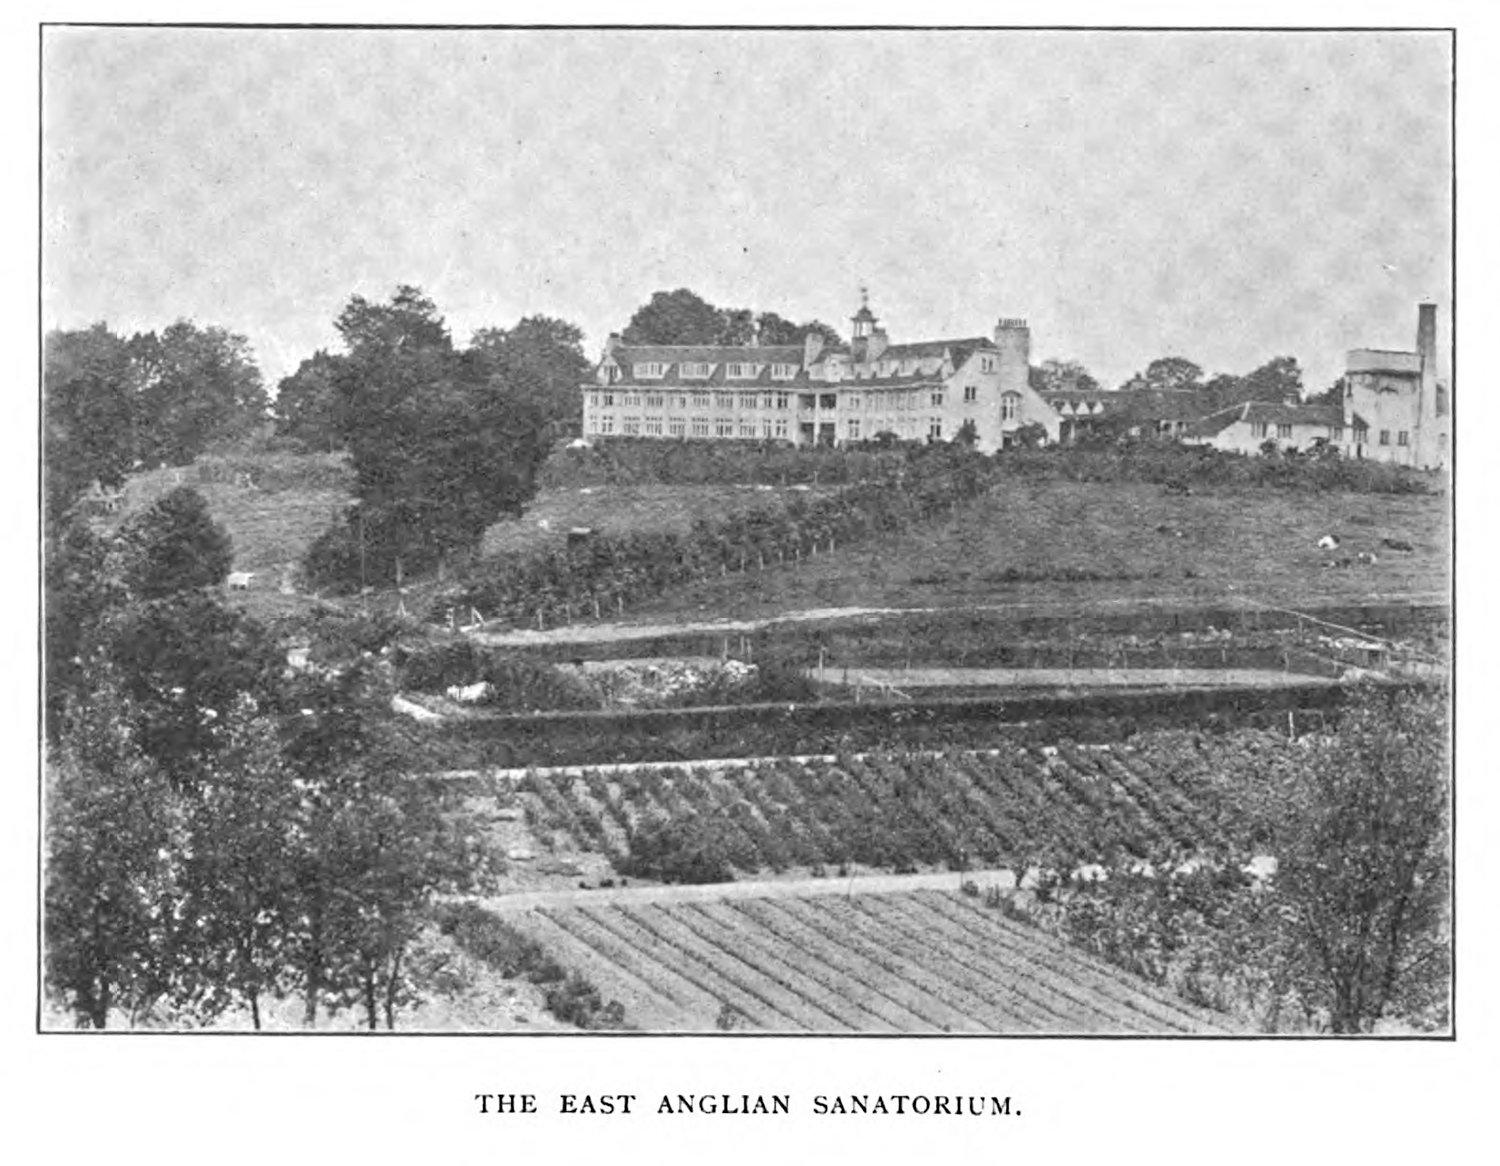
[43,27,1451,393]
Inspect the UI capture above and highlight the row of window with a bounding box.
[634,362,801,381]
[846,418,944,440]
[588,386,1001,412]
[622,355,1002,384]
[1249,421,1409,447]
[587,416,795,439]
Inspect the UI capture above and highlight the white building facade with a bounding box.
[580,304,1058,455]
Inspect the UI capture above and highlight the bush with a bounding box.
[119,486,234,599]
[432,901,627,1029]
[396,641,601,711]
[617,814,749,884]
[995,441,1435,495]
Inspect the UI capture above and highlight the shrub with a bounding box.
[617,814,748,884]
[119,486,233,599]
[432,902,628,1029]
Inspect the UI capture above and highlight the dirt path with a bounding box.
[474,866,1018,915]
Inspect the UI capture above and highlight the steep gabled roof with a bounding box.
[1187,404,1250,438]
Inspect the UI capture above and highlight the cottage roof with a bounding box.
[1187,400,1345,438]
[1241,401,1344,427]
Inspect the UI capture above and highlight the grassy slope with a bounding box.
[479,483,830,559]
[102,457,353,576]
[619,479,1449,622]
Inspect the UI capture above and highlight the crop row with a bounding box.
[502,890,1233,1033]
[513,727,1298,878]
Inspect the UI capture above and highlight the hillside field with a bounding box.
[615,479,1448,622]
[479,482,833,559]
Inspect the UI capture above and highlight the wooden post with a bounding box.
[617,596,624,616]
[593,596,601,620]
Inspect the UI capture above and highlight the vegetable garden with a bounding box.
[510,726,1303,880]
[501,888,1237,1033]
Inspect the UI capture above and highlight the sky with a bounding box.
[42,27,1452,394]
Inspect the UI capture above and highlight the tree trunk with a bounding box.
[303,911,323,1028]
[249,990,261,1031]
[363,967,378,1031]
[384,944,404,1031]
[90,977,109,1030]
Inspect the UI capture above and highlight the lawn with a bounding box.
[99,453,354,580]
[617,479,1449,622]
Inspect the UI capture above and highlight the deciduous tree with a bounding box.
[131,321,268,466]
[44,323,140,517]
[119,485,233,599]
[1029,358,1102,394]
[272,350,348,452]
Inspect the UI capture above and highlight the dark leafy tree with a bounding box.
[754,314,844,349]
[45,671,185,1028]
[322,286,546,588]
[44,323,140,518]
[334,284,451,354]
[280,666,499,1029]
[1119,356,1204,393]
[103,591,285,787]
[272,350,348,452]
[1265,685,1449,1032]
[44,519,126,740]
[1306,377,1347,410]
[717,307,756,345]
[620,288,725,346]
[1029,358,1102,394]
[131,321,268,466]
[1240,355,1304,403]
[173,705,301,1029]
[468,315,593,439]
[119,486,233,599]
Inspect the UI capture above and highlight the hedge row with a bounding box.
[482,603,1450,669]
[433,445,995,627]
[537,437,913,488]
[421,682,1364,770]
[997,441,1440,494]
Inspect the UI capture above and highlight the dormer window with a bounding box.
[726,362,761,379]
[681,362,713,379]
[634,362,668,379]
[771,363,797,380]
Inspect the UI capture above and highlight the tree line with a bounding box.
[1030,353,1315,413]
[44,483,495,1029]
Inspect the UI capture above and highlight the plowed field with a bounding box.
[503,887,1237,1034]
